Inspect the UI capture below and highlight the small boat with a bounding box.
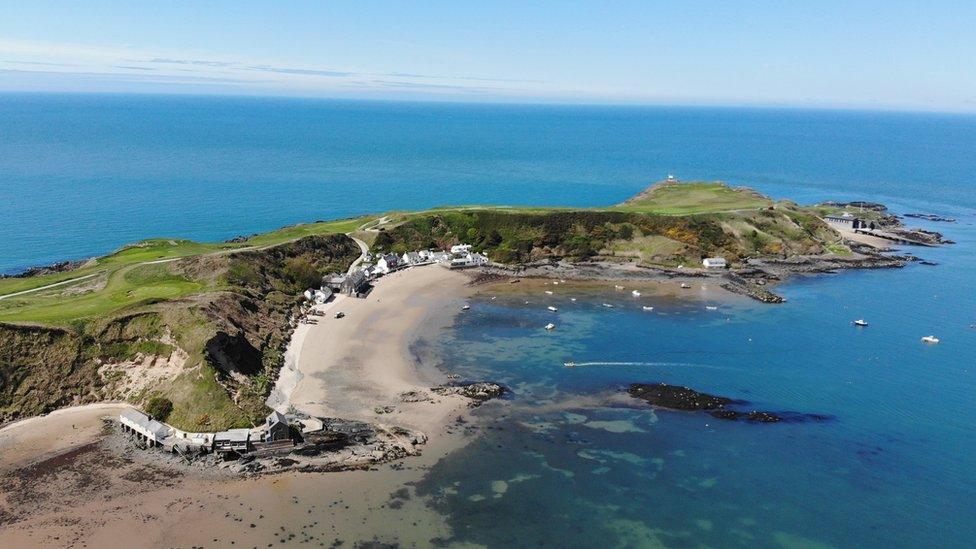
[545,290,554,295]
[680,283,691,289]
[491,296,497,300]
[632,290,641,297]
[614,285,625,290]
[602,303,614,308]
[570,298,577,302]
[552,281,559,285]
[461,305,470,310]
[852,319,868,327]
[563,361,576,367]
[642,306,654,311]
[706,306,718,311]
[545,323,556,331]
[921,335,940,344]
[547,306,558,312]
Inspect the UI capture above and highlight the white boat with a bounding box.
[921,335,940,344]
[548,306,558,312]
[491,296,497,300]
[852,319,868,327]
[552,281,559,285]
[570,298,577,302]
[602,303,614,308]
[632,290,641,297]
[545,323,556,331]
[642,306,654,311]
[545,290,554,295]
[706,306,718,311]
[563,361,576,367]
[461,305,470,310]
[680,283,691,289]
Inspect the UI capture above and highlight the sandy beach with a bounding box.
[0,265,482,547]
[287,264,477,433]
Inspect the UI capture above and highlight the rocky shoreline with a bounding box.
[477,244,913,303]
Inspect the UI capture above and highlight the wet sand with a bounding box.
[0,266,482,547]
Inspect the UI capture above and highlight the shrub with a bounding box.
[145,396,174,421]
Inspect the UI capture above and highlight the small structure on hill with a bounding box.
[702,257,727,269]
[450,244,473,254]
[119,408,172,447]
[825,213,861,227]
[263,411,290,442]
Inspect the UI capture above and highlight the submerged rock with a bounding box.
[628,383,741,411]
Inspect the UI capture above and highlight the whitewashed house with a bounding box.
[450,252,489,269]
[429,251,450,263]
[401,251,425,266]
[702,257,727,269]
[450,244,473,254]
[374,253,401,275]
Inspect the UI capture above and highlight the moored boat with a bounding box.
[852,319,868,327]
[545,323,556,330]
[547,306,558,312]
[921,335,940,344]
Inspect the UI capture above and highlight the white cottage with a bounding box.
[702,257,727,269]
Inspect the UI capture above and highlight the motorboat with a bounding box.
[680,283,691,289]
[563,361,576,367]
[570,298,577,302]
[642,306,654,311]
[602,303,614,308]
[921,335,940,344]
[545,290,554,295]
[706,306,718,311]
[852,319,868,327]
[461,305,470,310]
[545,323,556,330]
[632,290,641,297]
[548,306,558,312]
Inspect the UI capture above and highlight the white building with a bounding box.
[374,253,401,275]
[702,257,727,269]
[450,252,489,269]
[120,408,172,447]
[450,244,473,254]
[430,251,450,263]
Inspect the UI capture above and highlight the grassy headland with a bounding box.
[0,181,847,431]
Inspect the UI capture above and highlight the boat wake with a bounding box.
[564,361,724,370]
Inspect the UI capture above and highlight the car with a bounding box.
[335,312,345,319]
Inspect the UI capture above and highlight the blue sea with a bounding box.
[2,94,975,547]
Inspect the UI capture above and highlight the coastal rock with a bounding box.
[628,383,829,424]
[399,390,432,403]
[431,382,506,402]
[628,383,741,411]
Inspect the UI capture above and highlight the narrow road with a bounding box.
[346,235,370,275]
[0,273,100,301]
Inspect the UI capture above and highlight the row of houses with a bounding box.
[119,408,293,457]
[319,244,488,299]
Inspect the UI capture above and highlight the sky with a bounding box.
[0,1,974,112]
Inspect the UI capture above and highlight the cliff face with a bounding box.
[0,234,360,430]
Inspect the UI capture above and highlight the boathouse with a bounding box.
[119,408,172,447]
[340,269,369,296]
[263,411,290,442]
[213,428,251,453]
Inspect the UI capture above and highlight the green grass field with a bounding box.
[613,181,772,215]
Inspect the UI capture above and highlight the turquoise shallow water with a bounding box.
[422,233,976,546]
[2,94,975,546]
